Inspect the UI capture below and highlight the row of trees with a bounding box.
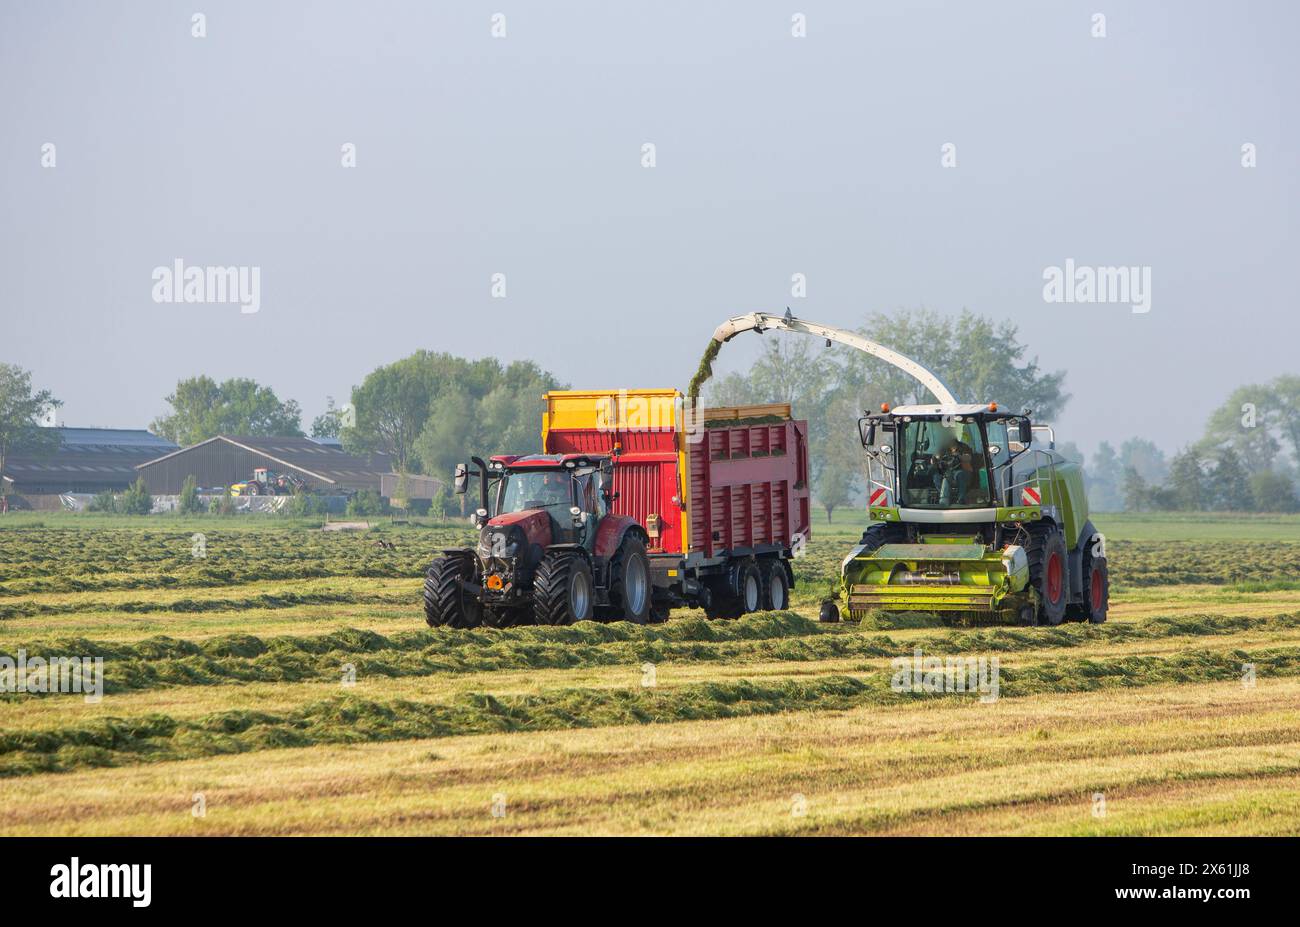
[145,352,562,480]
[705,309,1070,521]
[1107,376,1300,513]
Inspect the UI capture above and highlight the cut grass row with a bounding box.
[3,642,1297,778]
[2,677,1296,835]
[2,611,1297,696]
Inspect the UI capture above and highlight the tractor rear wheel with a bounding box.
[423,554,482,629]
[532,552,595,625]
[1026,526,1069,626]
[607,535,652,624]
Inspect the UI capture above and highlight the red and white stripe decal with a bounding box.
[1021,485,1042,506]
[869,487,889,507]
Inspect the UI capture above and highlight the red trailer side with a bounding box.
[688,419,811,558]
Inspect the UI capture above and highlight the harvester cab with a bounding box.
[844,403,1107,626]
[424,453,653,629]
[710,310,1108,628]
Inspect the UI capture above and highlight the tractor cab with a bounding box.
[483,454,610,548]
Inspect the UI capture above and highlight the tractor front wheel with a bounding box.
[423,554,483,629]
[532,552,595,625]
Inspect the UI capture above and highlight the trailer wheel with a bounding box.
[423,554,482,629]
[532,551,595,625]
[607,535,652,624]
[703,581,743,620]
[738,563,762,613]
[761,562,790,611]
[818,601,841,623]
[1026,526,1068,626]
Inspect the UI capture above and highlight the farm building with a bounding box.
[133,435,409,496]
[1,427,179,497]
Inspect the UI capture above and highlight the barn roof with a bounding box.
[135,435,390,487]
[2,428,179,493]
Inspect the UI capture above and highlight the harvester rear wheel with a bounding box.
[423,554,483,629]
[532,551,595,625]
[1026,526,1069,626]
[1082,553,1109,624]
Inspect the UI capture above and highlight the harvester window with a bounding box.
[898,418,992,508]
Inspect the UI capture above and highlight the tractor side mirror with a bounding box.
[453,463,469,495]
[859,419,876,448]
[1018,420,1033,445]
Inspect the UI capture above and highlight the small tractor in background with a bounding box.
[712,311,1107,626]
[230,467,307,497]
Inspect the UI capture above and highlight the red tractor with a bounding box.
[423,454,653,628]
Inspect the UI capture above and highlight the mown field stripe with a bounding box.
[3,644,1298,778]
[3,611,1295,696]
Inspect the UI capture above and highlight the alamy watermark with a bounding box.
[152,259,261,314]
[1042,259,1151,314]
[593,389,706,444]
[891,648,1000,703]
[1,651,104,702]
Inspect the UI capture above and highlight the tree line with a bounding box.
[3,329,1297,517]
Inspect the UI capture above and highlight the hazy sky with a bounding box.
[3,0,1296,458]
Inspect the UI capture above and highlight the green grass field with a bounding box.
[1,510,1298,835]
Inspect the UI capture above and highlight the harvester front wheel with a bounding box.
[423,554,483,629]
[859,522,906,551]
[532,551,595,625]
[1027,526,1069,626]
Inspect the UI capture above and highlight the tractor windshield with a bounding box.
[495,470,575,515]
[897,417,992,508]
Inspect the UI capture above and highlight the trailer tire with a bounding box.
[423,554,482,629]
[607,535,652,624]
[819,601,841,623]
[761,561,790,611]
[738,562,762,614]
[532,551,595,625]
[1026,526,1069,626]
[703,581,743,620]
